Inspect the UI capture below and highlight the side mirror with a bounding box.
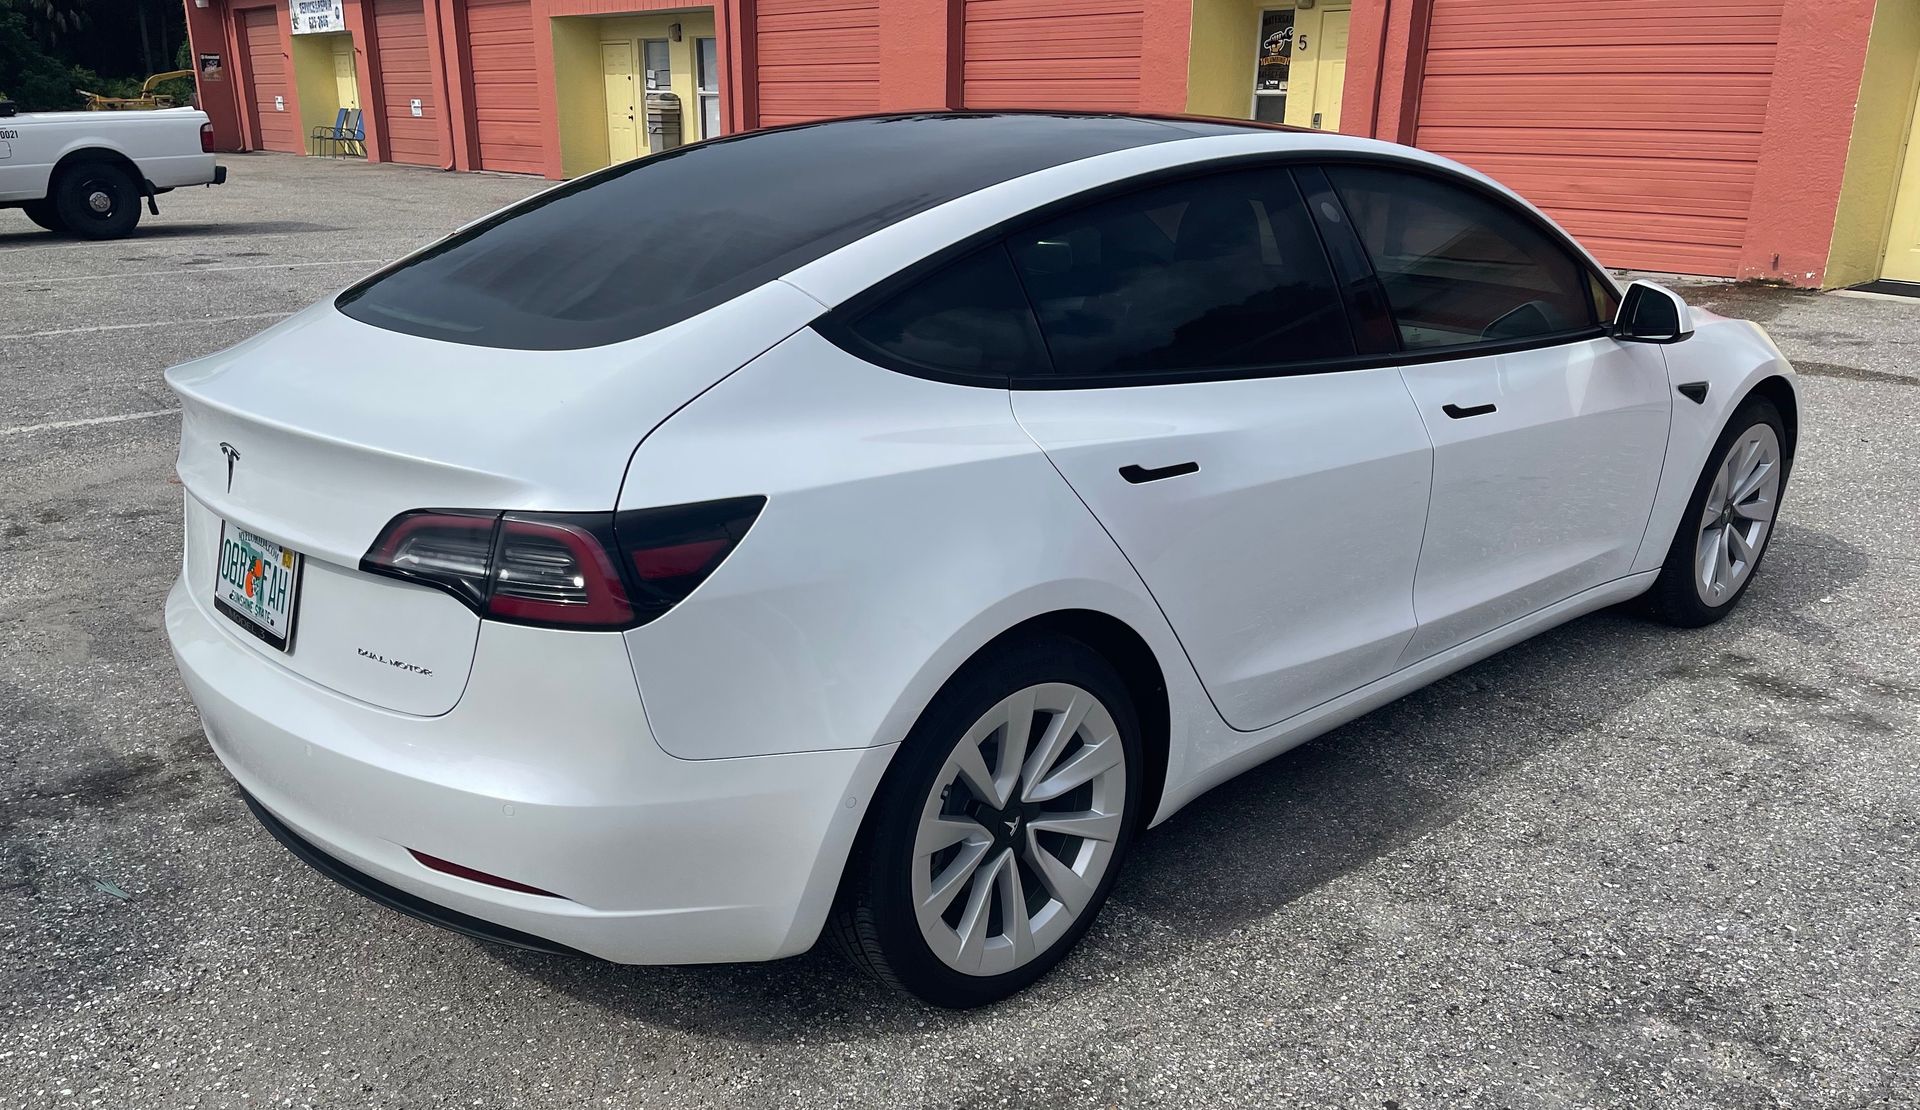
[1614,280,1694,344]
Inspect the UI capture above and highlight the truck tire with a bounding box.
[22,199,68,233]
[52,160,143,240]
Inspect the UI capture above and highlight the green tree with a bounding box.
[0,3,78,108]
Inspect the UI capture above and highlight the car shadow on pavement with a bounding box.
[487,524,1869,1039]
[0,221,340,248]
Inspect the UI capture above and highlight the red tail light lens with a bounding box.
[361,497,764,630]
[200,121,215,153]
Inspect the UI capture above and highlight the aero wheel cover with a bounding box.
[1696,421,1783,606]
[911,682,1127,978]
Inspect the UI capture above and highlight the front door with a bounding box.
[1006,165,1434,731]
[1880,85,1920,282]
[602,41,638,164]
[1287,2,1350,131]
[332,41,359,110]
[1319,163,1672,662]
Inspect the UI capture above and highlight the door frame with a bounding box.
[601,38,639,165]
[1876,61,1920,280]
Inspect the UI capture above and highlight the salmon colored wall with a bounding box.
[877,0,958,111]
[1739,0,1882,284]
[186,0,248,150]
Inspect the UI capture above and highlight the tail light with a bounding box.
[361,497,764,630]
[200,121,215,153]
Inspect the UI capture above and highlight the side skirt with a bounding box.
[1151,570,1660,823]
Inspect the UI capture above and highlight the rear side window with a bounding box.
[1005,168,1353,379]
[1328,165,1594,351]
[841,246,1045,379]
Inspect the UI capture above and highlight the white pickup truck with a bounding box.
[0,100,227,239]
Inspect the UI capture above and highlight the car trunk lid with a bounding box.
[166,282,822,715]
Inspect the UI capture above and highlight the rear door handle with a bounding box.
[1442,402,1498,419]
[1119,461,1200,484]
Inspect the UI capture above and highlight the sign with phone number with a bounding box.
[292,0,345,34]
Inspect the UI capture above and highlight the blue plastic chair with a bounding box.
[309,108,349,156]
[337,109,366,158]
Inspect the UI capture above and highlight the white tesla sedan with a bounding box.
[166,112,1798,1007]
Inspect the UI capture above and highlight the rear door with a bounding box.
[1003,166,1434,732]
[1319,163,1671,662]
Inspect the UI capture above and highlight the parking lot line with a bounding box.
[0,408,179,436]
[1,312,292,342]
[0,259,387,286]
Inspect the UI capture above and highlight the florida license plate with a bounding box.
[213,523,304,652]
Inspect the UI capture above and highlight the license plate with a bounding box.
[213,523,304,652]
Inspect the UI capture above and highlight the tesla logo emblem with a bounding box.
[218,441,240,492]
[1004,815,1022,837]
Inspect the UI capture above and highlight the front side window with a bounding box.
[1328,165,1594,351]
[1006,168,1353,379]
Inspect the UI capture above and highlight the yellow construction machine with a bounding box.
[79,70,196,111]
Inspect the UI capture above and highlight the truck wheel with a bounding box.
[52,161,143,240]
[22,199,68,233]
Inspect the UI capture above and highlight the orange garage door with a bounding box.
[1413,0,1785,276]
[962,0,1145,111]
[371,0,442,166]
[463,0,543,174]
[240,7,299,153]
[753,0,879,126]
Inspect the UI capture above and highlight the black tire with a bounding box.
[1644,395,1790,627]
[21,199,67,233]
[52,160,143,240]
[830,634,1143,1008]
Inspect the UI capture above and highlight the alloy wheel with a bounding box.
[1695,422,1782,606]
[911,682,1127,977]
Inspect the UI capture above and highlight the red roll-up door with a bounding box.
[463,0,542,174]
[240,7,300,153]
[753,0,880,126]
[961,0,1144,111]
[1413,0,1785,277]
[371,0,442,166]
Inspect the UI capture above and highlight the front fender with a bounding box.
[1630,315,1801,573]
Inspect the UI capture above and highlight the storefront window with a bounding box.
[697,38,721,139]
[1253,9,1293,123]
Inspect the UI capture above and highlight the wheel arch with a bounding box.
[965,608,1172,834]
[50,146,147,194]
[1743,374,1799,462]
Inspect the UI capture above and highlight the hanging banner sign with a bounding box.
[292,0,346,34]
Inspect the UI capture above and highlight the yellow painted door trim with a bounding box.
[1881,86,1920,282]
[1286,2,1351,132]
[602,41,639,167]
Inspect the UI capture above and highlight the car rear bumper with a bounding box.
[166,577,895,964]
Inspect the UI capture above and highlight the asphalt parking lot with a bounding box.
[3,152,1918,1109]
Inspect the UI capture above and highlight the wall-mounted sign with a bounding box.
[198,53,224,82]
[292,0,345,34]
[274,95,285,111]
[409,98,422,117]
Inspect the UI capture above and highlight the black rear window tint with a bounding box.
[336,113,1190,351]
